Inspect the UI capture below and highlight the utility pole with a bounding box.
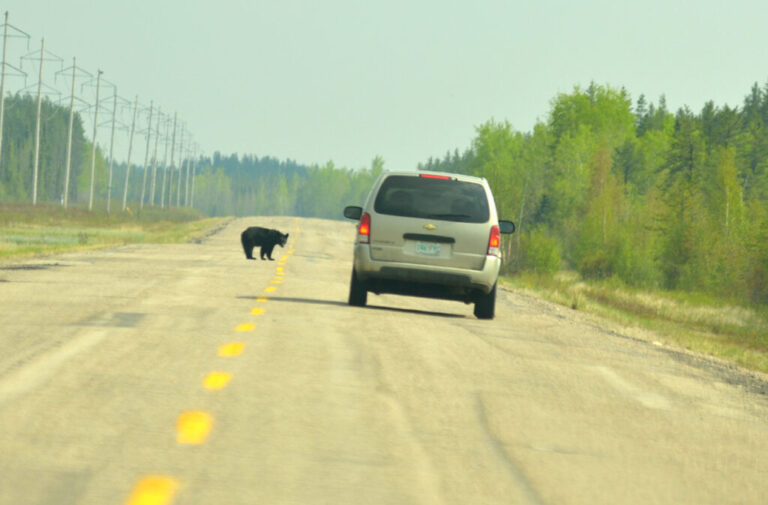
[159,114,171,208]
[88,69,103,211]
[92,85,128,213]
[64,58,76,209]
[175,126,184,206]
[106,85,117,213]
[21,39,61,205]
[148,108,162,206]
[55,58,90,209]
[0,12,29,171]
[184,142,191,206]
[183,136,194,206]
[139,101,153,209]
[31,38,44,205]
[121,95,139,211]
[22,39,62,205]
[189,144,199,208]
[167,112,177,207]
[0,12,9,172]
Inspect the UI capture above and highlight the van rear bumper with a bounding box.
[352,244,501,302]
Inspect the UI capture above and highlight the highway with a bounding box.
[0,216,767,505]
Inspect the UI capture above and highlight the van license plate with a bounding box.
[415,242,441,256]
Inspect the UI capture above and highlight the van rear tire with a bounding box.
[348,269,368,307]
[474,282,496,319]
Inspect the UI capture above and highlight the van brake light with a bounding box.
[487,225,501,257]
[358,212,371,244]
[419,173,451,180]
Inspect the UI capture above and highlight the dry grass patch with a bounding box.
[0,202,225,260]
[504,271,768,373]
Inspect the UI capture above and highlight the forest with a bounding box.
[420,82,768,306]
[190,153,382,219]
[2,82,767,306]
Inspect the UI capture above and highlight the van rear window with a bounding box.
[374,175,490,223]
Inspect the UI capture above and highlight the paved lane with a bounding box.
[0,217,766,504]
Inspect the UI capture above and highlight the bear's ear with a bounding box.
[285,233,289,239]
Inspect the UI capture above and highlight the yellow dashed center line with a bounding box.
[218,342,245,356]
[126,234,297,505]
[202,371,233,391]
[126,476,179,505]
[176,411,213,445]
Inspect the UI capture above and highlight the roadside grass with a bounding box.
[502,271,768,374]
[0,202,225,260]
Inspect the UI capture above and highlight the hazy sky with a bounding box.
[3,0,768,170]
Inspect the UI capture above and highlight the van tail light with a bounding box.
[358,212,371,244]
[487,225,501,257]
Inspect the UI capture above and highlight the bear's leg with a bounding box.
[241,235,254,259]
[264,244,276,260]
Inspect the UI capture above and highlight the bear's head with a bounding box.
[279,233,289,247]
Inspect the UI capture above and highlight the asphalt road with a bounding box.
[0,216,766,505]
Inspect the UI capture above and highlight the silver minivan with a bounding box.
[343,170,515,319]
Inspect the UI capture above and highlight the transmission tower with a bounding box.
[121,95,139,211]
[138,101,154,209]
[159,113,173,208]
[175,125,185,207]
[189,143,200,208]
[0,11,30,171]
[105,91,132,213]
[166,112,177,208]
[55,58,91,209]
[20,38,62,205]
[183,135,194,206]
[148,107,163,206]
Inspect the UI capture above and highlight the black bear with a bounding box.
[241,226,289,260]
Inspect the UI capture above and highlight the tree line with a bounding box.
[419,82,768,305]
[191,154,382,219]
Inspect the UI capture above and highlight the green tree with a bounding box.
[657,107,708,289]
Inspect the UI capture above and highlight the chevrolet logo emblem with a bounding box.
[424,224,437,230]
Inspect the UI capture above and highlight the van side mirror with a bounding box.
[499,220,516,234]
[344,206,363,220]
